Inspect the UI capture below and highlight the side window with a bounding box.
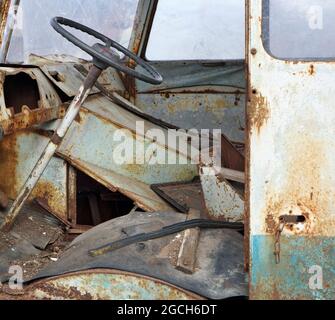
[146,0,245,61]
[263,0,335,59]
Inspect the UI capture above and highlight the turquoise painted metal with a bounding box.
[25,270,203,300]
[57,93,199,212]
[251,236,335,299]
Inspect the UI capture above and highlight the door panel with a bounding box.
[248,0,335,299]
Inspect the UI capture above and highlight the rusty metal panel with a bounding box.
[57,94,198,212]
[150,174,244,223]
[30,55,126,98]
[134,61,246,143]
[24,270,202,300]
[0,66,68,223]
[200,170,244,223]
[0,67,62,121]
[0,131,68,223]
[0,66,65,137]
[39,62,99,98]
[248,0,335,299]
[136,91,245,143]
[151,180,205,214]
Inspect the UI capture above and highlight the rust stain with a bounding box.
[30,283,93,300]
[249,90,270,133]
[24,270,203,300]
[124,163,145,176]
[0,0,11,45]
[31,181,67,222]
[0,133,18,198]
[308,64,315,76]
[263,135,333,236]
[214,99,226,109]
[167,103,177,114]
[1,105,65,136]
[265,214,276,233]
[251,280,310,300]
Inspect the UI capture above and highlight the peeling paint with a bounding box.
[24,270,203,300]
[248,0,335,300]
[249,91,269,133]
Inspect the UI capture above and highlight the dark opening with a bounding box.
[280,215,306,224]
[4,72,40,114]
[50,83,71,103]
[48,71,64,83]
[76,170,135,226]
[45,71,72,103]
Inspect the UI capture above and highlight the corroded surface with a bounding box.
[24,270,203,300]
[248,0,335,299]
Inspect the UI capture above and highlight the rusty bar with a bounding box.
[0,0,13,48]
[0,105,65,136]
[67,166,77,226]
[0,65,102,231]
[0,0,20,63]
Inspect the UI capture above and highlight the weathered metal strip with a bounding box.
[24,269,203,300]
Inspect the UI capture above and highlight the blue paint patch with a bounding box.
[250,235,335,300]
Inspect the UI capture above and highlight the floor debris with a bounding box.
[0,202,71,287]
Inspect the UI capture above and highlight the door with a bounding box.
[248,0,335,299]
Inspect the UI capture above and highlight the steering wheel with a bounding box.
[51,17,163,85]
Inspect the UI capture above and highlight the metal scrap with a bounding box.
[151,179,205,214]
[0,201,68,284]
[175,209,201,274]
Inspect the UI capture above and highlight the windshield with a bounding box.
[2,0,139,64]
[146,0,245,61]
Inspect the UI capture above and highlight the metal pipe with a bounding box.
[0,0,20,63]
[0,65,102,231]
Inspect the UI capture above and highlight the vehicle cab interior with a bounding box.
[0,0,333,300]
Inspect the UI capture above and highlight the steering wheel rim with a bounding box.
[51,17,163,85]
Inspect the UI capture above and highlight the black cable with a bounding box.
[89,219,244,257]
